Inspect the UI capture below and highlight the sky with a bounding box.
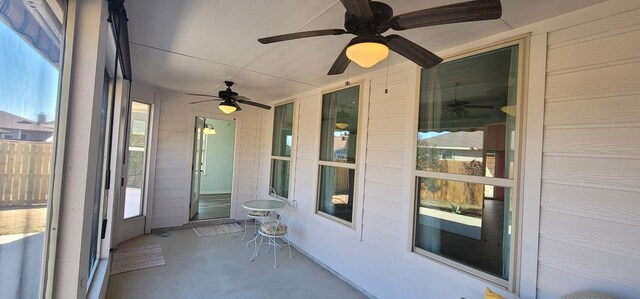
[0,20,59,122]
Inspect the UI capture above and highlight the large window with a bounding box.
[270,102,294,198]
[0,0,68,297]
[317,86,360,224]
[413,42,522,285]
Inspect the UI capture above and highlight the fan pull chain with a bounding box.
[345,61,351,86]
[384,55,390,94]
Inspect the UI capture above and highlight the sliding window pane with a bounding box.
[272,103,294,157]
[417,45,519,179]
[270,159,290,198]
[317,165,354,222]
[414,177,511,279]
[124,102,150,219]
[319,86,359,164]
[0,0,67,296]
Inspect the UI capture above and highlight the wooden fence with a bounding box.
[0,141,52,207]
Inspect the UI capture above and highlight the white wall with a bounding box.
[148,88,263,228]
[255,1,640,299]
[537,7,640,298]
[200,118,235,194]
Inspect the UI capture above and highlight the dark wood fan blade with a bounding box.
[390,0,502,30]
[189,99,220,104]
[234,102,242,111]
[258,29,347,44]
[386,35,443,69]
[340,0,373,19]
[232,95,272,110]
[188,93,221,98]
[328,45,350,75]
[464,104,494,109]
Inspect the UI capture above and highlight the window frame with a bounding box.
[410,37,529,290]
[269,100,296,200]
[315,83,363,228]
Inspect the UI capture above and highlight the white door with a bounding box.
[189,117,205,220]
[118,101,152,242]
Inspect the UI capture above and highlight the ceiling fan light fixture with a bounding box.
[500,105,516,116]
[336,122,349,130]
[346,37,389,68]
[219,102,237,114]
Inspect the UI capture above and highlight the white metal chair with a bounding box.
[251,199,297,268]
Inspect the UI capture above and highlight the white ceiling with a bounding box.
[126,0,607,105]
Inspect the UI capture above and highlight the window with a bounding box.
[270,102,294,198]
[317,86,360,224]
[413,42,522,285]
[0,0,68,296]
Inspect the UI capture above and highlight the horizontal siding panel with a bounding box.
[370,70,409,87]
[542,156,640,192]
[361,227,405,255]
[543,126,640,156]
[538,238,640,289]
[546,62,640,102]
[539,210,640,259]
[153,197,184,209]
[548,9,640,45]
[158,121,187,133]
[537,264,640,299]
[367,134,406,151]
[365,166,404,187]
[364,196,402,221]
[540,183,640,227]
[362,211,402,240]
[369,100,407,118]
[153,207,184,219]
[370,83,409,102]
[364,181,404,203]
[153,188,184,198]
[544,95,640,126]
[547,28,640,73]
[366,149,405,168]
[367,116,406,134]
[297,134,318,147]
[154,169,187,179]
[151,216,183,229]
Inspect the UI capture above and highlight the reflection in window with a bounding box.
[270,102,294,198]
[317,86,359,224]
[319,86,359,164]
[318,166,355,222]
[415,177,510,278]
[413,43,521,283]
[0,0,67,296]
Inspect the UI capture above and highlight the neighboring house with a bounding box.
[0,111,54,142]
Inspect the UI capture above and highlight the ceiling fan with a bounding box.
[188,81,271,114]
[258,0,502,75]
[446,83,493,117]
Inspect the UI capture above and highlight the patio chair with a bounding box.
[251,199,298,268]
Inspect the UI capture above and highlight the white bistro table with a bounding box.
[242,200,287,250]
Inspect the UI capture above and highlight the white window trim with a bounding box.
[314,83,364,229]
[269,101,296,200]
[409,36,530,292]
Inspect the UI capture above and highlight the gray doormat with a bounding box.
[111,244,166,275]
[192,223,243,238]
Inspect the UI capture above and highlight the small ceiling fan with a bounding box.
[258,0,502,75]
[188,81,271,114]
[446,83,493,117]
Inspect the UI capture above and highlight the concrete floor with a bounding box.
[106,227,368,299]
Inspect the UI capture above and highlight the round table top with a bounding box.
[242,199,287,211]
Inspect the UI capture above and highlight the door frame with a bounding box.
[184,111,240,223]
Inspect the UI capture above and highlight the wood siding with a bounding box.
[539,7,640,298]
